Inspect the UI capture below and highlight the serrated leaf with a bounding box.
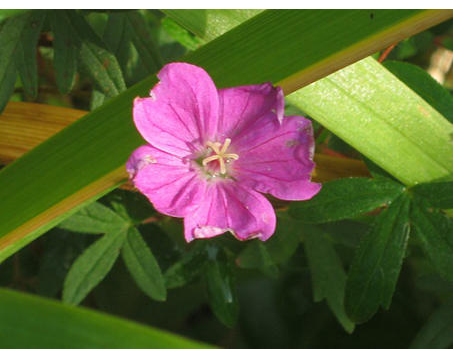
[384,60,453,123]
[411,196,453,282]
[345,194,411,323]
[412,180,453,209]
[290,177,405,224]
[204,246,239,327]
[59,201,125,234]
[63,229,126,305]
[411,302,453,348]
[303,225,355,333]
[121,227,166,301]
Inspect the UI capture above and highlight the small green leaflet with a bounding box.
[411,180,453,210]
[236,240,278,278]
[303,225,355,333]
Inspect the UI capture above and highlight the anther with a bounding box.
[202,138,239,175]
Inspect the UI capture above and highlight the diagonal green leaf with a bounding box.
[161,17,202,51]
[345,193,411,323]
[59,201,125,234]
[121,227,166,301]
[290,177,405,224]
[303,225,355,333]
[63,229,126,305]
[411,196,453,282]
[410,302,453,348]
[411,180,453,209]
[0,288,211,348]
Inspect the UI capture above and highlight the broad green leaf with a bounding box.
[411,180,453,209]
[0,10,450,263]
[287,57,453,186]
[383,60,453,123]
[204,246,239,327]
[411,302,453,348]
[290,177,405,224]
[162,9,263,42]
[303,225,355,333]
[411,196,453,282]
[161,17,202,51]
[63,229,126,305]
[121,227,166,301]
[345,194,411,323]
[59,201,125,234]
[0,288,211,348]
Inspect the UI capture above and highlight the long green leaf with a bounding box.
[0,10,450,263]
[0,288,211,348]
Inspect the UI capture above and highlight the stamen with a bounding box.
[202,138,239,175]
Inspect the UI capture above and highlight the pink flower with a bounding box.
[127,63,321,242]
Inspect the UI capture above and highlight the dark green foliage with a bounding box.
[411,180,453,209]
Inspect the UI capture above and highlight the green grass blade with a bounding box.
[0,9,450,263]
[0,288,212,348]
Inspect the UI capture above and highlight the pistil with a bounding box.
[202,138,239,175]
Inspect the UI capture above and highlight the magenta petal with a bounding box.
[127,144,206,217]
[184,180,276,242]
[133,63,219,156]
[232,115,321,201]
[217,83,284,141]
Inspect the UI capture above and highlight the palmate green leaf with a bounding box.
[51,10,126,97]
[0,288,211,348]
[384,61,453,123]
[410,302,453,348]
[411,181,453,209]
[122,227,166,301]
[0,11,44,112]
[59,200,125,234]
[63,228,126,305]
[345,194,411,323]
[411,196,453,282]
[0,10,450,263]
[303,225,355,333]
[290,177,405,224]
[204,246,239,327]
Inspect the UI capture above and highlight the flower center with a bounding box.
[201,138,239,175]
